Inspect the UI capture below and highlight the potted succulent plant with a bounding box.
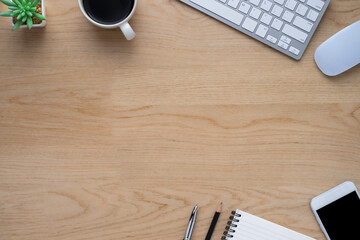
[0,0,46,31]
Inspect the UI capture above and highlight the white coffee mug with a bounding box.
[78,0,137,40]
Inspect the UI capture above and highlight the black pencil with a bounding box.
[205,203,222,240]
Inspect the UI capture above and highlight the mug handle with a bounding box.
[120,22,136,40]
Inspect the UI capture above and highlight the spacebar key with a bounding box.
[190,0,244,25]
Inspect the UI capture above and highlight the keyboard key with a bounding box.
[306,0,324,11]
[282,10,294,22]
[190,0,244,25]
[271,18,283,30]
[280,35,291,44]
[255,24,269,38]
[274,0,285,5]
[278,40,289,49]
[249,8,262,19]
[282,24,308,43]
[242,17,258,32]
[289,46,300,55]
[228,0,241,8]
[293,16,313,32]
[239,2,251,14]
[285,0,297,10]
[296,4,308,16]
[307,9,319,21]
[260,12,273,25]
[260,0,272,11]
[250,0,261,6]
[271,5,284,17]
[266,35,277,43]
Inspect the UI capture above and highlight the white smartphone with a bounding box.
[310,181,360,240]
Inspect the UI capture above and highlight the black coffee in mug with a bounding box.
[83,0,134,25]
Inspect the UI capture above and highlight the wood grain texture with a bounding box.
[0,0,360,240]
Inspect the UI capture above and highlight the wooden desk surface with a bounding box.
[0,0,359,239]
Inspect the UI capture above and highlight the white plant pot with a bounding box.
[11,0,46,29]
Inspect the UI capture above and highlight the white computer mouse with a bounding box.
[314,20,360,76]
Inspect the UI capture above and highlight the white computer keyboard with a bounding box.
[180,0,330,60]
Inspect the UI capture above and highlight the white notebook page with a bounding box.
[224,209,316,240]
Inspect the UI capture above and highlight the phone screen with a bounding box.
[316,191,360,239]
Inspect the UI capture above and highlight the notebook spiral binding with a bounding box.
[221,211,242,240]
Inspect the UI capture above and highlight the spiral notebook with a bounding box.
[222,209,316,240]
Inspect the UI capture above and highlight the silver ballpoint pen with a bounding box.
[184,205,198,240]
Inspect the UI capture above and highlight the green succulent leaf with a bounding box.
[0,10,12,17]
[26,16,32,29]
[0,0,16,7]
[31,0,39,7]
[16,13,21,20]
[33,12,45,20]
[26,11,32,17]
[12,19,22,30]
[8,6,19,10]
[13,0,21,6]
[21,16,26,22]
